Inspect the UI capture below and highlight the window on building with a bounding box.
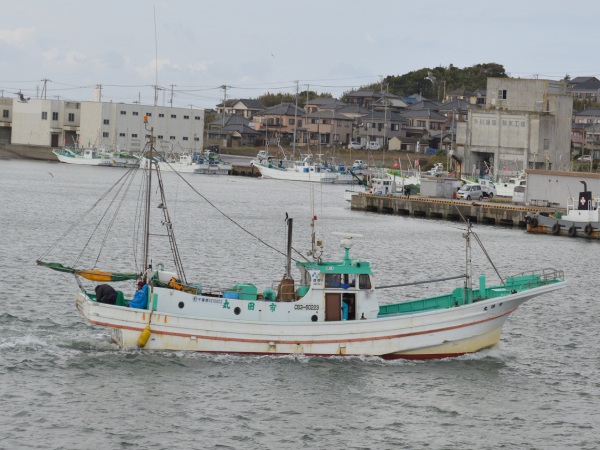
[499,90,507,100]
[417,120,426,128]
[3,110,9,118]
[132,134,138,138]
[104,119,109,125]
[391,124,399,131]
[41,112,48,120]
[133,111,139,116]
[310,118,319,124]
[120,111,126,115]
[119,133,126,137]
[103,132,109,137]
[297,120,302,127]
[333,134,339,142]
[159,113,164,118]
[195,116,201,120]
[183,137,188,141]
[52,112,58,120]
[170,136,176,140]
[289,119,295,125]
[184,115,189,120]
[194,137,200,141]
[171,114,176,119]
[158,135,164,139]
[68,113,75,122]
[322,119,330,125]
[145,113,152,117]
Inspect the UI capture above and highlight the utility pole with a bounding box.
[41,78,51,99]
[220,85,228,148]
[169,84,176,107]
[293,80,299,157]
[153,84,159,107]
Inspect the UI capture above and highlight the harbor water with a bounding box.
[0,160,598,450]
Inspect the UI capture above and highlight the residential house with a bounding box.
[344,89,404,110]
[400,108,448,140]
[252,103,305,146]
[205,114,259,147]
[568,79,600,103]
[216,99,265,119]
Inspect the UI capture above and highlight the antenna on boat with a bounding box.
[332,232,362,262]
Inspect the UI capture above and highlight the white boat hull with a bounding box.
[75,281,563,359]
[254,163,337,183]
[54,152,113,166]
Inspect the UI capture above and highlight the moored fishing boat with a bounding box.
[252,153,337,183]
[526,181,600,238]
[38,117,567,359]
[53,147,113,166]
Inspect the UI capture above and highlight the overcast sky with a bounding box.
[1,0,598,110]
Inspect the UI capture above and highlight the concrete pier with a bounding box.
[350,194,560,228]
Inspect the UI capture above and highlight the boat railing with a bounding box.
[567,196,600,214]
[506,268,565,290]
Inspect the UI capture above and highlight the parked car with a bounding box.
[577,155,592,162]
[477,179,497,198]
[456,184,484,201]
[348,141,363,150]
[366,141,381,150]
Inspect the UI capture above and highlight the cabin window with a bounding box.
[325,274,342,288]
[359,274,371,289]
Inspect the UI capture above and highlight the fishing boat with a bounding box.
[53,147,113,166]
[526,181,600,238]
[252,153,337,183]
[496,172,526,197]
[101,150,140,168]
[192,150,232,175]
[38,118,566,359]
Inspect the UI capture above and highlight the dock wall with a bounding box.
[351,194,555,227]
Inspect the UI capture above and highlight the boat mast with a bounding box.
[143,116,153,274]
[463,221,473,304]
[286,218,293,278]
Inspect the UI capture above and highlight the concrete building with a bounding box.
[79,102,204,154]
[456,78,573,178]
[3,97,204,157]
